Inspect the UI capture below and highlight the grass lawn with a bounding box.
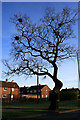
[2,102,50,109]
[2,100,80,119]
[2,100,80,109]
[59,100,80,110]
[2,109,47,119]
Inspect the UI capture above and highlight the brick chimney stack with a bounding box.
[6,79,8,82]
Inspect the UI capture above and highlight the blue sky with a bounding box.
[2,2,79,89]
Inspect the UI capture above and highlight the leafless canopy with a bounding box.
[3,7,77,80]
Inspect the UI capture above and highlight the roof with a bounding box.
[20,84,50,95]
[20,87,29,94]
[0,81,19,88]
[20,85,46,91]
[29,85,46,90]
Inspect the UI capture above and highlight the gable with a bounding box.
[0,81,19,89]
[41,85,51,91]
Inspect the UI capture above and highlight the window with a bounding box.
[11,95,14,101]
[12,88,14,91]
[30,90,32,93]
[34,90,37,93]
[46,90,47,93]
[27,90,29,93]
[3,94,6,98]
[20,91,23,94]
[46,95,47,98]
[3,87,7,91]
[11,94,14,99]
[42,95,43,98]
[38,90,41,92]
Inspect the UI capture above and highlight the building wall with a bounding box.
[41,86,51,99]
[0,87,2,98]
[0,87,20,101]
[20,94,40,99]
[20,86,51,99]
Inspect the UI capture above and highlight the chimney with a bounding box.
[6,79,8,82]
[27,87,30,89]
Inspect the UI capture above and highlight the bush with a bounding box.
[60,91,78,101]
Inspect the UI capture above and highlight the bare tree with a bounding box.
[3,7,77,110]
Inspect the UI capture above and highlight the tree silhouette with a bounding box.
[3,7,77,110]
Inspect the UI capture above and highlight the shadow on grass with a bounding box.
[2,100,80,120]
[2,109,80,120]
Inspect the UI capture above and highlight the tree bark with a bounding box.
[49,64,63,111]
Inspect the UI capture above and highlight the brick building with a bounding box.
[20,84,51,99]
[0,79,20,101]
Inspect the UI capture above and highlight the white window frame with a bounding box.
[12,88,14,91]
[3,87,7,91]
[11,94,14,99]
[46,95,47,98]
[3,94,7,98]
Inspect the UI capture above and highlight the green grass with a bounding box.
[59,106,79,110]
[59,100,80,110]
[59,100,80,109]
[2,100,80,119]
[2,102,50,109]
[2,100,80,109]
[2,109,46,119]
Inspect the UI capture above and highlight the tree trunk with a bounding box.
[49,80,63,111]
[49,64,63,111]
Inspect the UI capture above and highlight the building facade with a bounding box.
[20,84,51,99]
[0,79,20,102]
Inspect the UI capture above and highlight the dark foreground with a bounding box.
[2,108,80,120]
[2,100,80,120]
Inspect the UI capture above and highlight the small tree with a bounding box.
[3,7,77,110]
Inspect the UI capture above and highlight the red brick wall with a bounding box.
[21,94,40,99]
[41,86,51,98]
[0,87,20,100]
[20,85,51,99]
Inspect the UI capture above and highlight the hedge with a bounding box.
[60,91,78,101]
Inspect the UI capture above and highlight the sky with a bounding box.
[1,2,79,90]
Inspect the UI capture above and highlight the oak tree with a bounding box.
[3,7,77,110]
